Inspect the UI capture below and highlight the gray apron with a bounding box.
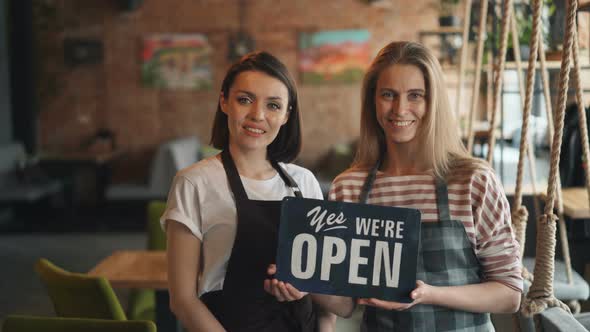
[359,163,494,332]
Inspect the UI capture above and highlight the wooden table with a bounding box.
[89,250,167,289]
[89,250,179,332]
[560,187,590,220]
[538,187,590,220]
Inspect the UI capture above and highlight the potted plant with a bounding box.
[439,0,461,27]
[507,9,533,61]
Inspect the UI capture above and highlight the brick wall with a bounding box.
[34,0,440,171]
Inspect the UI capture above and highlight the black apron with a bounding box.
[200,149,316,332]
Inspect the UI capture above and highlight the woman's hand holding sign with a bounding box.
[358,280,432,310]
[264,264,308,302]
[265,264,356,319]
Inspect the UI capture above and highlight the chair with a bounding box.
[522,258,590,305]
[537,308,589,332]
[106,136,200,201]
[146,200,167,251]
[0,142,63,220]
[127,200,167,320]
[2,315,156,332]
[34,258,127,320]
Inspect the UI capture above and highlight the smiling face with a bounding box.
[375,64,427,151]
[220,70,290,156]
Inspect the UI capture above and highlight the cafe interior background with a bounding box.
[1,0,590,330]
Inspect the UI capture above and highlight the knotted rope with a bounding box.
[522,0,577,317]
[510,0,546,286]
[536,9,575,291]
[466,0,488,153]
[456,0,473,125]
[486,0,512,163]
[522,214,571,316]
[510,11,542,222]
[571,27,590,215]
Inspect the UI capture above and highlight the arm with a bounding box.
[316,305,338,332]
[360,280,521,313]
[312,293,356,318]
[424,280,520,313]
[264,265,356,319]
[167,220,226,332]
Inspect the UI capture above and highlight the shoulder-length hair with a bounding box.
[352,41,478,179]
[209,51,301,163]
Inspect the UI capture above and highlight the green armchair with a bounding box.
[2,315,156,332]
[35,258,127,320]
[127,200,167,321]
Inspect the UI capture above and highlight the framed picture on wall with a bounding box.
[141,34,212,90]
[299,29,371,85]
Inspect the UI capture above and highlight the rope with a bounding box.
[466,0,488,153]
[487,50,494,124]
[543,0,574,219]
[511,205,532,283]
[486,0,512,163]
[537,16,574,291]
[560,26,590,314]
[512,206,529,262]
[507,11,540,281]
[537,27,564,215]
[572,28,590,213]
[511,10,542,222]
[522,215,571,316]
[522,0,577,316]
[513,0,541,211]
[456,0,473,127]
[509,0,543,289]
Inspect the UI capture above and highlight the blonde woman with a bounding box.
[266,41,523,331]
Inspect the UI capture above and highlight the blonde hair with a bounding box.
[352,41,483,179]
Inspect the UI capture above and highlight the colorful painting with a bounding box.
[141,34,212,90]
[299,29,371,84]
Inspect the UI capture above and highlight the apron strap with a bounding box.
[221,149,249,203]
[272,161,303,198]
[434,178,451,221]
[359,158,383,204]
[221,149,303,201]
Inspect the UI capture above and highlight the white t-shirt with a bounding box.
[161,155,323,296]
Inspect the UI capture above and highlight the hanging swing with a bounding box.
[459,0,590,330]
[510,0,589,317]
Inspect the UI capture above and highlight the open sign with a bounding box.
[276,197,421,302]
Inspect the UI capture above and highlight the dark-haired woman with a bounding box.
[162,51,335,331]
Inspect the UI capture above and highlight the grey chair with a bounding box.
[106,136,200,201]
[522,258,590,305]
[0,142,63,223]
[538,308,589,332]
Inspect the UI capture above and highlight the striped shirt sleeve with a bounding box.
[469,168,523,292]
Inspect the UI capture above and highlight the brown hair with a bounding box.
[210,51,301,163]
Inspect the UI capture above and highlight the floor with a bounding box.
[0,232,145,319]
